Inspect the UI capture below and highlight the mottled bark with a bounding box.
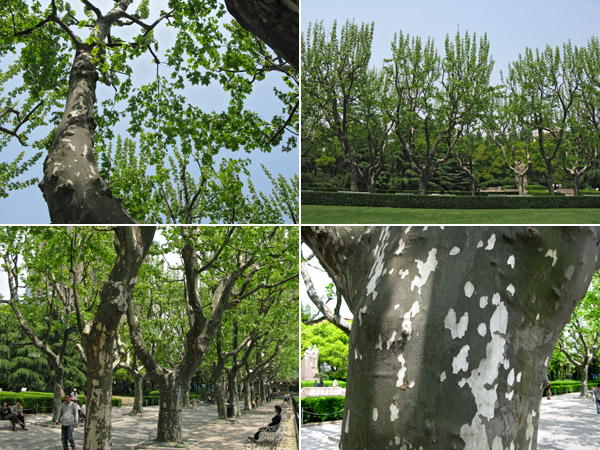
[157,378,185,442]
[52,374,64,422]
[303,226,600,450]
[243,378,252,410]
[39,46,135,224]
[227,370,241,416]
[131,371,145,415]
[224,0,298,70]
[214,374,227,419]
[82,226,155,450]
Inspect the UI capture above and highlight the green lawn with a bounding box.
[301,205,600,224]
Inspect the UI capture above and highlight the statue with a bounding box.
[301,345,320,380]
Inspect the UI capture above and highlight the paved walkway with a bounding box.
[300,394,600,450]
[0,401,297,450]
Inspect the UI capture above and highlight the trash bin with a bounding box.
[226,403,234,418]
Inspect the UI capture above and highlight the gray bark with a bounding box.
[224,0,298,70]
[131,371,145,415]
[243,378,252,410]
[157,377,185,443]
[214,374,227,419]
[303,226,600,450]
[82,226,155,450]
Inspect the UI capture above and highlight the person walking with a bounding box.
[55,394,78,450]
[593,385,600,414]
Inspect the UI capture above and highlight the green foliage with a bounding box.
[300,380,346,388]
[301,396,345,423]
[302,321,349,379]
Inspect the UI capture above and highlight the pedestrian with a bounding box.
[247,405,282,441]
[543,381,552,400]
[70,388,78,403]
[593,385,600,414]
[0,401,18,431]
[55,393,78,450]
[11,400,28,430]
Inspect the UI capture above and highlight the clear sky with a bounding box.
[0,0,298,223]
[301,0,600,83]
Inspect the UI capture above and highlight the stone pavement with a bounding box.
[300,394,600,450]
[0,401,297,450]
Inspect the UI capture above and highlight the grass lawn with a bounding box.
[301,205,600,224]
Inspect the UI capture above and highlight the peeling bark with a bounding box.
[303,226,600,450]
[224,0,298,70]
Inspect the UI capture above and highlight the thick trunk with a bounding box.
[349,165,360,192]
[243,379,252,410]
[227,372,241,416]
[130,372,145,415]
[52,374,64,422]
[303,226,600,450]
[417,171,430,195]
[215,375,227,419]
[156,378,185,442]
[573,175,581,196]
[546,162,555,196]
[517,175,526,195]
[580,365,589,397]
[224,0,298,70]
[39,46,134,224]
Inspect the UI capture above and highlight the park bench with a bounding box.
[244,424,284,449]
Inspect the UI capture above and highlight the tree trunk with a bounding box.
[243,379,252,410]
[130,371,145,415]
[573,174,581,197]
[39,46,135,224]
[517,174,526,195]
[546,162,555,196]
[224,0,298,70]
[156,378,185,443]
[349,166,360,192]
[227,372,241,416]
[417,171,430,195]
[52,374,64,423]
[580,365,589,397]
[215,375,227,419]
[303,226,600,450]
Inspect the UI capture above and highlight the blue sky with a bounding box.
[301,0,600,84]
[0,0,298,223]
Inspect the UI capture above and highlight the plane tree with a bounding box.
[302,226,600,450]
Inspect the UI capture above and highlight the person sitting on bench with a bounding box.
[248,405,282,441]
[1,401,18,431]
[11,400,28,430]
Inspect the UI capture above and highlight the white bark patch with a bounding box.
[389,268,394,275]
[410,248,438,294]
[525,412,534,449]
[395,239,406,255]
[358,305,368,326]
[345,410,350,434]
[444,308,469,339]
[492,436,503,450]
[506,284,515,296]
[535,313,540,321]
[545,249,558,267]
[398,269,409,279]
[449,246,461,256]
[366,227,391,301]
[507,255,515,268]
[396,354,407,387]
[386,331,397,350]
[564,265,575,281]
[485,233,496,250]
[477,323,487,337]
[452,345,470,374]
[479,296,488,308]
[464,281,475,298]
[440,371,447,382]
[354,348,358,360]
[491,293,500,305]
[477,240,484,248]
[375,334,383,351]
[507,369,515,386]
[505,391,514,401]
[404,226,412,234]
[402,301,421,337]
[394,304,400,310]
[372,407,378,422]
[389,403,399,422]
[516,372,522,383]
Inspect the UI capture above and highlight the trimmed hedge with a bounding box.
[301,396,345,424]
[143,393,204,406]
[549,380,598,395]
[301,191,600,209]
[301,380,346,388]
[0,392,121,413]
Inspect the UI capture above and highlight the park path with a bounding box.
[300,393,600,450]
[0,401,297,450]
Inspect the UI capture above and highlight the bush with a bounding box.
[0,391,121,412]
[301,191,600,209]
[301,380,346,388]
[301,396,345,424]
[549,380,598,395]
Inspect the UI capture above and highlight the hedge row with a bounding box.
[143,393,204,406]
[0,392,121,413]
[301,380,346,388]
[301,191,600,209]
[301,396,345,424]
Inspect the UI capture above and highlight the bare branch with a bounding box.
[0,100,45,145]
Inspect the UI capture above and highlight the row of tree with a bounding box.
[0,225,298,448]
[302,21,600,196]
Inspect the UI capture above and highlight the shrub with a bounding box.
[301,380,347,388]
[301,396,345,423]
[301,191,600,209]
[0,391,122,412]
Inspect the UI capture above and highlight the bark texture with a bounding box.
[224,0,298,70]
[303,226,600,450]
[39,47,135,224]
[82,226,155,450]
